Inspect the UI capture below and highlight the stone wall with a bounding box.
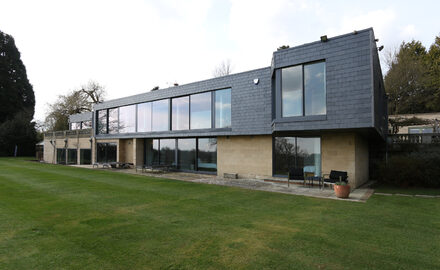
[321,133,369,188]
[217,135,272,179]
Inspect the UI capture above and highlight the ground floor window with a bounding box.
[80,149,91,164]
[144,137,217,172]
[67,149,77,164]
[274,137,321,177]
[97,143,117,163]
[56,148,66,164]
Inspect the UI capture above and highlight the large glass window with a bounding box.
[296,137,321,177]
[178,138,196,170]
[119,105,136,133]
[80,149,91,165]
[282,65,303,117]
[274,137,296,175]
[280,61,326,117]
[97,110,107,134]
[151,139,160,165]
[152,99,169,131]
[67,149,77,164]
[197,138,217,172]
[137,103,152,132]
[56,148,66,164]
[274,137,321,177]
[159,139,175,166]
[190,92,211,129]
[97,143,117,163]
[172,96,189,130]
[215,88,231,128]
[304,62,326,115]
[71,122,80,130]
[108,108,119,134]
[82,121,92,129]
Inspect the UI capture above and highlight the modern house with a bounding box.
[43,28,388,189]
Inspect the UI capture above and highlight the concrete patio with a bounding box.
[71,165,374,202]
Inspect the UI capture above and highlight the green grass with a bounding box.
[373,183,440,196]
[0,158,439,269]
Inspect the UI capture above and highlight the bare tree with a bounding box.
[45,81,106,131]
[212,59,233,77]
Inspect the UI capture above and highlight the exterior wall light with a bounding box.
[320,35,328,42]
[253,78,259,85]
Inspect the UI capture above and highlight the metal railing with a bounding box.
[388,133,440,144]
[44,129,92,138]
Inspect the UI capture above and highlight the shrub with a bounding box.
[378,152,440,188]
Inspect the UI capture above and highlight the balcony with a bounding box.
[44,129,92,139]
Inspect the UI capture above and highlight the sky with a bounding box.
[1,0,439,122]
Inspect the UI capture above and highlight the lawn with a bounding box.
[0,158,439,269]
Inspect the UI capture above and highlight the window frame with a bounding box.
[278,60,326,119]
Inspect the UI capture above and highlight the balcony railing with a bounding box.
[44,129,92,138]
[388,133,440,144]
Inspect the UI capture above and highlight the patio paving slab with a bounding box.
[71,165,372,202]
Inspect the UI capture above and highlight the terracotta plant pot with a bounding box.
[334,184,351,198]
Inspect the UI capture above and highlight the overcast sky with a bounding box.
[1,0,439,121]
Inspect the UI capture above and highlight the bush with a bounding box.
[379,152,440,188]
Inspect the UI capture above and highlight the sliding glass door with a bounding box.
[274,137,321,177]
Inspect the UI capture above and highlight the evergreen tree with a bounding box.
[0,30,36,156]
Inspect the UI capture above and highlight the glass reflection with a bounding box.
[305,62,326,115]
[119,105,136,133]
[296,137,321,177]
[215,89,231,128]
[137,103,152,132]
[282,65,303,117]
[197,138,217,171]
[274,137,321,177]
[178,138,196,170]
[274,137,296,175]
[108,108,119,134]
[152,99,169,131]
[97,110,107,134]
[191,92,211,129]
[160,139,175,166]
[172,96,189,130]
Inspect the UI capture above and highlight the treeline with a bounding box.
[385,35,440,115]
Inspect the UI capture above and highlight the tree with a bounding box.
[384,40,429,114]
[426,35,440,111]
[212,59,233,77]
[45,81,106,131]
[0,30,36,156]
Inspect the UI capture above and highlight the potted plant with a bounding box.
[334,181,350,198]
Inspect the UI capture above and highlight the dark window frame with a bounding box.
[272,135,322,177]
[278,60,326,119]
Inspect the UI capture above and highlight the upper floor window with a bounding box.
[152,99,169,131]
[108,108,119,134]
[190,92,211,129]
[97,110,107,134]
[137,102,152,132]
[70,122,81,130]
[119,105,136,133]
[281,61,326,117]
[172,96,189,130]
[215,88,231,128]
[82,121,92,129]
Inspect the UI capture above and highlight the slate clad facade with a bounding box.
[45,28,387,188]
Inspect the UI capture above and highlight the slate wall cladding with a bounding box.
[94,67,274,138]
[69,112,92,123]
[272,28,376,132]
[93,28,386,140]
